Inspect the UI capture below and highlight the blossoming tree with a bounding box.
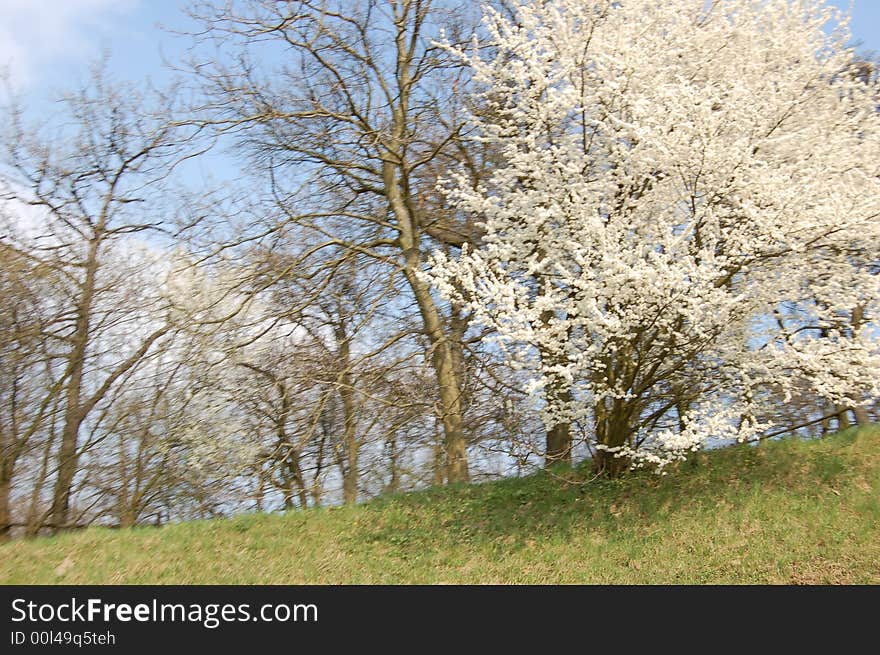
[427,0,880,475]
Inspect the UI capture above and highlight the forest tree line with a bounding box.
[1,0,878,539]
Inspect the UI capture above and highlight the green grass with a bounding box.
[3,425,879,584]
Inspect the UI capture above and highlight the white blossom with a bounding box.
[426,0,880,470]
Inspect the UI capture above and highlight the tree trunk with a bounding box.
[539,309,572,466]
[592,447,630,477]
[310,431,325,508]
[432,441,445,486]
[275,378,310,509]
[847,306,870,428]
[593,400,632,478]
[255,464,265,513]
[836,406,851,431]
[337,326,359,505]
[49,236,98,531]
[119,510,137,530]
[396,184,468,482]
[382,34,470,482]
[25,424,56,536]
[544,379,572,466]
[116,434,134,528]
[288,452,309,510]
[342,458,358,505]
[852,405,871,427]
[387,435,400,494]
[342,439,359,504]
[821,411,832,436]
[239,362,309,510]
[0,474,11,542]
[50,413,84,531]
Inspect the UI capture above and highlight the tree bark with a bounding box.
[852,405,871,427]
[255,465,265,513]
[49,236,97,531]
[0,474,11,542]
[848,306,870,428]
[539,308,573,466]
[544,378,572,466]
[386,434,400,494]
[432,441,445,486]
[25,424,56,537]
[383,11,469,483]
[287,450,309,510]
[836,406,851,431]
[49,234,170,531]
[392,180,469,483]
[593,400,632,478]
[279,387,307,509]
[190,0,473,485]
[336,325,359,505]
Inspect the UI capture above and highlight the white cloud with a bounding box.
[0,194,47,241]
[0,0,138,88]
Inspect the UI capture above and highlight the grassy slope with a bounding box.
[2,425,879,584]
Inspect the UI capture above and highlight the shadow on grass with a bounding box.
[342,426,877,558]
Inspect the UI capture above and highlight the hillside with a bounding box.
[2,426,878,584]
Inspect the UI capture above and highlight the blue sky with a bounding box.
[837,0,880,53]
[1,0,877,102]
[0,0,876,189]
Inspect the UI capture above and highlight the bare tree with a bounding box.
[184,0,491,482]
[0,69,207,531]
[0,239,64,538]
